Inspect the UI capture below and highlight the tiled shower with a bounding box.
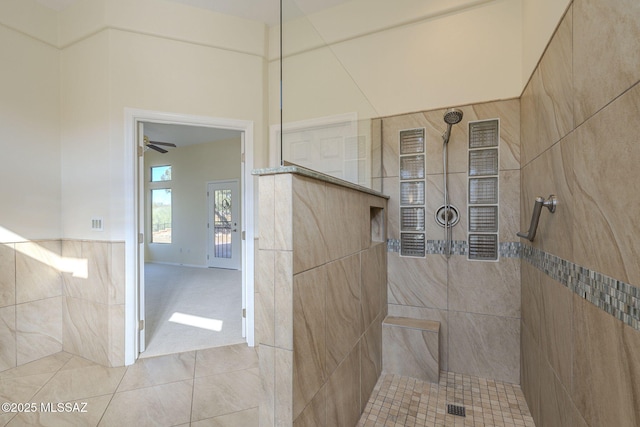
[376,1,640,426]
[378,99,522,384]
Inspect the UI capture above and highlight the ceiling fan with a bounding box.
[144,135,177,154]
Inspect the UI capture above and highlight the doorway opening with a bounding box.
[124,109,255,365]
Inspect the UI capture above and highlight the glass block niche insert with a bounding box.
[468,119,499,261]
[399,128,426,257]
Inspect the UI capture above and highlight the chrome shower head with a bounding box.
[444,108,463,125]
[442,108,463,144]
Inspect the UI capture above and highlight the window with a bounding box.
[151,189,172,243]
[151,165,172,182]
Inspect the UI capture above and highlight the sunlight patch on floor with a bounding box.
[168,312,223,332]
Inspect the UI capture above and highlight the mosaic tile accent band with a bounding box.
[386,239,640,332]
[522,245,640,331]
[387,239,521,258]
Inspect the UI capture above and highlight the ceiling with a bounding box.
[35,0,353,26]
[143,122,241,148]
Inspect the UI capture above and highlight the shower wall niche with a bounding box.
[382,99,521,383]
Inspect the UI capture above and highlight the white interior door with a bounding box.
[207,180,241,270]
[137,122,146,353]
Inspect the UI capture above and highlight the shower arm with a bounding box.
[517,195,557,242]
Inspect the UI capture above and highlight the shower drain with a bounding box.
[447,404,466,417]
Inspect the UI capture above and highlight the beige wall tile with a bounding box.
[256,250,275,346]
[573,0,640,124]
[292,176,327,273]
[110,242,125,305]
[62,296,109,366]
[275,251,293,350]
[539,275,572,388]
[539,358,575,427]
[258,175,275,250]
[108,303,124,367]
[572,294,640,427]
[293,385,325,427]
[387,252,447,310]
[0,243,15,308]
[0,306,16,371]
[382,177,399,241]
[361,243,384,331]
[520,135,574,260]
[62,240,111,304]
[325,184,367,262]
[500,170,520,242]
[448,312,520,383]
[521,8,573,165]
[360,315,382,412]
[521,262,542,345]
[258,345,275,427]
[15,241,62,304]
[326,346,361,427]
[520,323,541,425]
[275,348,293,426]
[292,266,327,419]
[16,296,62,366]
[275,174,294,251]
[326,254,361,374]
[448,257,520,318]
[572,83,640,285]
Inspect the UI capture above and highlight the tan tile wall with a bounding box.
[380,99,521,383]
[0,239,125,373]
[520,1,640,426]
[257,173,388,426]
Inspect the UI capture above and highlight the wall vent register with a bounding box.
[399,128,426,257]
[468,119,499,261]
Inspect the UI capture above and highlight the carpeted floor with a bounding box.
[141,263,245,358]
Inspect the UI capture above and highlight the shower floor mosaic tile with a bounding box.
[358,372,535,427]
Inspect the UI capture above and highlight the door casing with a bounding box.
[124,109,255,365]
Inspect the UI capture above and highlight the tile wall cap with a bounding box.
[252,163,389,199]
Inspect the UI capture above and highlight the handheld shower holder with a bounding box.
[517,195,557,242]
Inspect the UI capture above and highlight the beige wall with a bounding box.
[60,2,267,240]
[274,0,524,126]
[0,22,60,242]
[520,1,640,426]
[144,138,241,266]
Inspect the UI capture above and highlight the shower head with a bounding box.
[444,108,463,125]
[442,108,463,144]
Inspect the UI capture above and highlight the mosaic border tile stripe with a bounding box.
[522,245,640,331]
[386,240,640,331]
[387,239,521,258]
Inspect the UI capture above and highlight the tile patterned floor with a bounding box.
[357,372,536,427]
[2,346,535,427]
[0,344,259,427]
